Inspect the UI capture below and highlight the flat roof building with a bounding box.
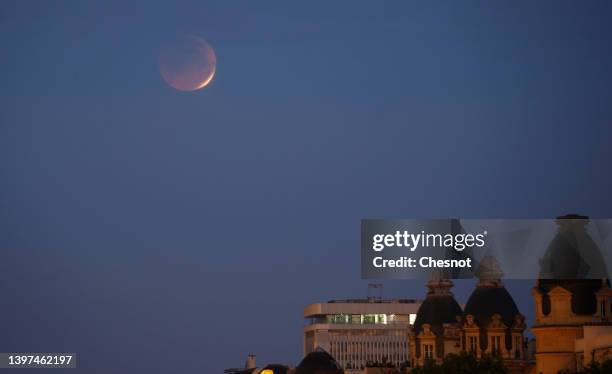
[303,298,421,372]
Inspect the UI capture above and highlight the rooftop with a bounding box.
[327,298,420,304]
[304,298,422,319]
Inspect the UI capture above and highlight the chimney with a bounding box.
[245,354,256,369]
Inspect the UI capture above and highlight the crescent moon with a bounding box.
[194,68,215,90]
[159,35,217,92]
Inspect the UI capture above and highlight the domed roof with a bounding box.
[464,286,520,327]
[537,214,610,315]
[413,274,462,336]
[539,214,608,279]
[464,256,520,327]
[413,295,463,335]
[296,348,342,374]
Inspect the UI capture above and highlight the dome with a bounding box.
[413,294,463,335]
[462,256,522,352]
[537,214,610,315]
[412,273,463,360]
[296,348,343,374]
[463,286,520,327]
[464,256,520,328]
[539,214,608,279]
[413,275,462,336]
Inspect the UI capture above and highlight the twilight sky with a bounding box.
[1,1,612,373]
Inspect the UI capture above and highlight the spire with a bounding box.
[475,255,503,287]
[426,269,454,296]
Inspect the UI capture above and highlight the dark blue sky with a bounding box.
[1,1,612,373]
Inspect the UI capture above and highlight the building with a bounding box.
[265,214,612,374]
[409,259,532,374]
[461,257,531,374]
[409,273,463,366]
[576,325,612,369]
[531,215,612,374]
[303,297,421,371]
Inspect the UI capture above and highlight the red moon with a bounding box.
[159,35,216,91]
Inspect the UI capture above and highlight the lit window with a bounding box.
[363,314,376,324]
[409,314,416,325]
[329,314,352,324]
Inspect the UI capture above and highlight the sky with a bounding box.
[1,1,612,373]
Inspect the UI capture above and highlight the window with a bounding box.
[491,336,501,355]
[468,336,478,353]
[423,344,434,359]
[363,314,376,324]
[379,314,387,324]
[329,314,350,324]
[514,336,522,359]
[601,300,607,317]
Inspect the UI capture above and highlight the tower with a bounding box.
[409,271,463,366]
[531,215,612,374]
[462,256,528,373]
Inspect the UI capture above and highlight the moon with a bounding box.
[159,35,216,91]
